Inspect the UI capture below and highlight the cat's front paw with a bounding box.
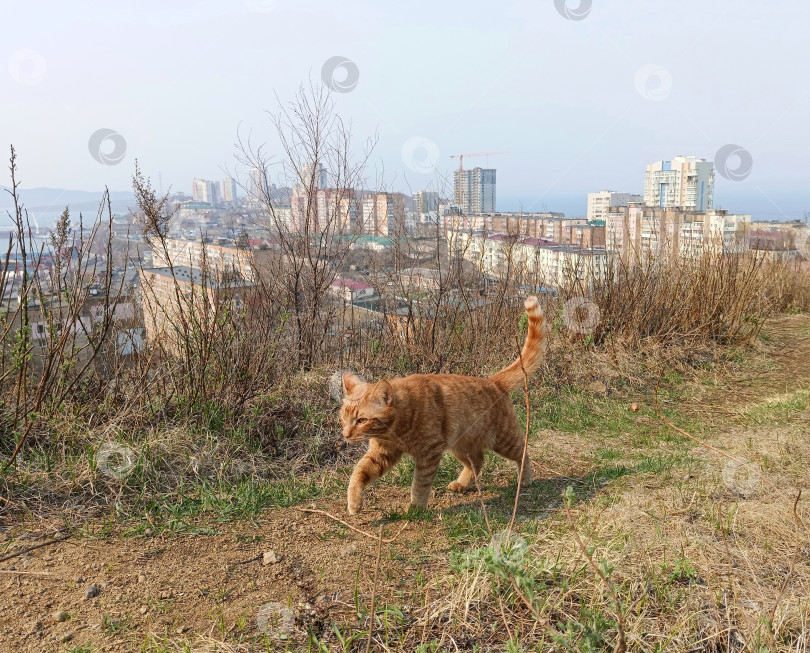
[347,489,363,515]
[447,481,466,493]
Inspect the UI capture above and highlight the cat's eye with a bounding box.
[356,418,367,424]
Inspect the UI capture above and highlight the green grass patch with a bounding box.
[743,388,809,426]
[385,505,436,522]
[124,475,325,536]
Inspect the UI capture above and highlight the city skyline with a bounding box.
[2,0,808,223]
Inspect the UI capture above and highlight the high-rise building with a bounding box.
[191,178,219,206]
[301,162,327,190]
[644,156,714,211]
[587,191,642,221]
[358,193,406,236]
[206,180,219,207]
[454,167,496,214]
[222,177,239,205]
[413,191,440,222]
[248,167,268,204]
[191,178,207,203]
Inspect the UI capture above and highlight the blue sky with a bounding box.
[2,0,808,219]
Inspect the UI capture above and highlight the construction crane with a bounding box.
[450,150,508,172]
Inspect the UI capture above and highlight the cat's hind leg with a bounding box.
[447,448,484,493]
[410,449,443,509]
[494,429,532,486]
[348,442,402,515]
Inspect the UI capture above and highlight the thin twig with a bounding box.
[497,593,514,642]
[507,340,531,536]
[0,532,71,564]
[297,508,408,543]
[0,569,58,577]
[366,524,383,653]
[768,489,802,641]
[419,584,432,648]
[468,459,492,537]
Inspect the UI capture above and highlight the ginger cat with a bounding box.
[339,296,545,514]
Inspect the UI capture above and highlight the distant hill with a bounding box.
[0,187,137,228]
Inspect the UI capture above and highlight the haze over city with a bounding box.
[2,0,808,225]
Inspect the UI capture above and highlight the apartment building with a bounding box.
[222,177,239,205]
[606,205,750,262]
[151,238,255,282]
[644,156,714,211]
[138,266,253,352]
[453,167,496,214]
[442,212,604,248]
[358,193,406,237]
[453,231,608,288]
[587,191,642,221]
[413,191,440,223]
[191,178,220,207]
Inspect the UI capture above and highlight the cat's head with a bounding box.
[339,372,394,443]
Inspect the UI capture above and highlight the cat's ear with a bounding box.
[375,380,393,406]
[342,372,362,395]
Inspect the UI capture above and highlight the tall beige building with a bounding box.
[358,193,406,236]
[644,156,714,211]
[587,191,642,221]
[222,177,239,205]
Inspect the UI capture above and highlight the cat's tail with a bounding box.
[490,296,546,392]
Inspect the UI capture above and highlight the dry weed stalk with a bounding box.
[297,507,408,543]
[366,524,384,653]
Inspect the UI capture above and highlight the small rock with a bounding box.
[176,626,189,634]
[75,576,84,584]
[29,620,43,633]
[53,610,69,623]
[139,606,148,614]
[340,544,357,556]
[262,550,280,565]
[144,528,154,537]
[630,402,640,412]
[60,632,74,643]
[137,574,147,584]
[158,589,173,600]
[84,584,100,600]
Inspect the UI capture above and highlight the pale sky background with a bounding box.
[1,0,808,222]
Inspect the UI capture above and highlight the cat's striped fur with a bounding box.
[339,296,546,514]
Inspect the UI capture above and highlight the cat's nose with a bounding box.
[342,427,353,440]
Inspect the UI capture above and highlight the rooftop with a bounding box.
[331,277,373,292]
